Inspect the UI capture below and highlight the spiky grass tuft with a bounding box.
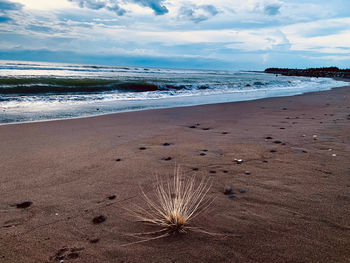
[124,167,214,245]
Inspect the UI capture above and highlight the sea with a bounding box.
[0,60,347,124]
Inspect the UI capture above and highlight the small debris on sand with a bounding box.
[92,215,106,224]
[89,238,100,244]
[108,195,116,200]
[224,186,233,195]
[16,201,32,209]
[234,159,243,164]
[229,194,237,199]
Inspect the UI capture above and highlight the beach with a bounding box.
[1,84,350,262]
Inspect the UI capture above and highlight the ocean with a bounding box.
[0,60,347,124]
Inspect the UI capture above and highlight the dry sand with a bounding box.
[0,85,350,262]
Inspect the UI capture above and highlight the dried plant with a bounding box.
[124,167,214,245]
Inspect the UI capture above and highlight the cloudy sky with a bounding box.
[0,0,349,69]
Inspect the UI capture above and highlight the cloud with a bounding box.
[68,0,126,15]
[0,15,11,22]
[69,0,168,16]
[27,25,53,33]
[133,0,168,15]
[179,4,219,23]
[0,0,23,11]
[264,3,281,16]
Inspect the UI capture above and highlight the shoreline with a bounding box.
[1,79,349,127]
[1,84,350,262]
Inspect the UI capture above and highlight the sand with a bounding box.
[0,85,350,262]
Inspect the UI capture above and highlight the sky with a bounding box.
[0,0,349,70]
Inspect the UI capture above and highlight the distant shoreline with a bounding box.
[265,67,350,79]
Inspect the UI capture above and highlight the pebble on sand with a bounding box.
[234,159,243,164]
[200,153,206,156]
[92,215,106,224]
[89,238,100,244]
[163,157,172,161]
[273,140,282,144]
[224,186,233,195]
[229,194,237,199]
[265,136,273,140]
[209,170,216,174]
[139,147,146,150]
[108,195,116,200]
[245,171,251,175]
[16,201,32,209]
[163,142,170,146]
[239,189,246,194]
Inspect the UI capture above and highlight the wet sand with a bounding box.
[0,85,350,262]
